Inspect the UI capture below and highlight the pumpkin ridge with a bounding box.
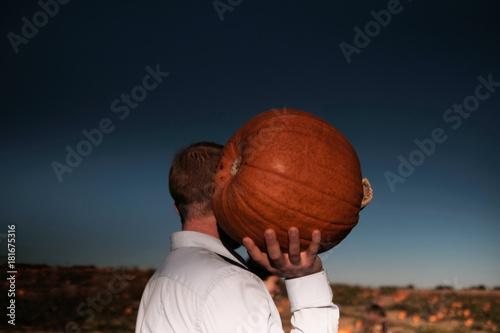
[228,179,283,228]
[252,127,357,163]
[222,182,282,241]
[225,182,310,250]
[235,168,357,227]
[243,163,361,210]
[218,185,256,241]
[278,126,353,149]
[258,188,357,227]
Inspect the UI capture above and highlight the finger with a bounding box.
[244,236,282,275]
[243,237,262,259]
[288,227,301,265]
[264,229,285,267]
[242,236,255,251]
[305,230,321,258]
[244,236,273,267]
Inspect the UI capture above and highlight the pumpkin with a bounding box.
[212,109,372,253]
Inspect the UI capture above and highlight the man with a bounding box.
[135,141,339,332]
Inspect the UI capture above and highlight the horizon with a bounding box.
[10,262,500,291]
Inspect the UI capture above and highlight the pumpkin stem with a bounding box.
[230,156,242,175]
[360,178,373,210]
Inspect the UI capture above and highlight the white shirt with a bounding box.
[135,231,339,333]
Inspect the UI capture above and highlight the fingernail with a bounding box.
[265,230,273,239]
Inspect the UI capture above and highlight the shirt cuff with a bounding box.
[285,270,333,313]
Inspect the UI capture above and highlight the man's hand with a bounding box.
[243,227,323,279]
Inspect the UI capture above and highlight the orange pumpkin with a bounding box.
[212,109,372,253]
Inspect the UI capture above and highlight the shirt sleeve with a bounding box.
[285,270,339,333]
[199,269,339,333]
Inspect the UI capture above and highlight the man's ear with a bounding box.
[174,203,187,223]
[360,178,373,210]
[174,203,180,216]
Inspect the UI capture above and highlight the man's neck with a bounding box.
[182,215,220,239]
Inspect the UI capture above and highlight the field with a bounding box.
[2,265,499,332]
[277,284,500,333]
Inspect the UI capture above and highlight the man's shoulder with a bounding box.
[150,246,258,296]
[160,246,236,273]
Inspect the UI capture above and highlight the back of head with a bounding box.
[361,303,387,333]
[169,141,223,222]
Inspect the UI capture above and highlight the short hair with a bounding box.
[168,141,223,222]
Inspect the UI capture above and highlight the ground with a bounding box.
[2,265,499,333]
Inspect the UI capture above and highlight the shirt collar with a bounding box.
[170,231,247,268]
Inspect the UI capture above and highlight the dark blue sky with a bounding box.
[1,0,499,288]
